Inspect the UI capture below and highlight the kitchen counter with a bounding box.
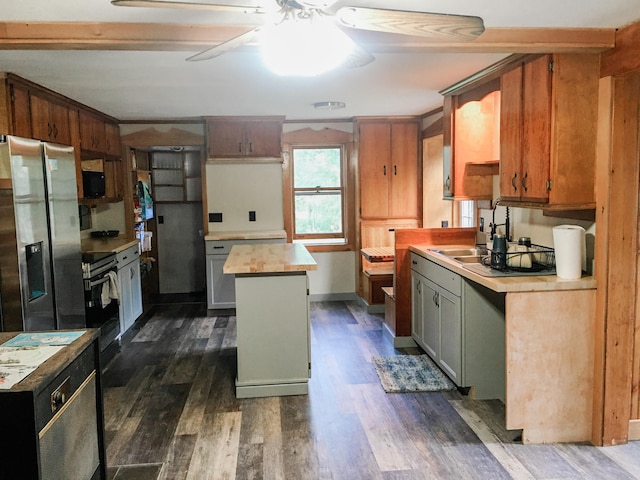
[410,244,597,292]
[205,229,287,241]
[410,242,596,444]
[81,235,138,254]
[224,243,317,274]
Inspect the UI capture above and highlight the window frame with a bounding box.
[291,145,346,241]
[282,126,355,253]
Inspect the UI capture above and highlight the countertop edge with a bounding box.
[224,243,317,274]
[409,244,597,293]
[205,230,287,241]
[81,236,138,254]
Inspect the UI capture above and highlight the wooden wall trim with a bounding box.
[601,20,640,77]
[393,228,476,337]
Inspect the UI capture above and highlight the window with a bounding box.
[292,146,345,241]
[459,200,475,228]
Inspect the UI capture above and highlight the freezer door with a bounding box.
[7,136,55,331]
[44,142,86,329]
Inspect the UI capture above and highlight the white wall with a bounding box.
[81,200,126,239]
[307,251,356,296]
[206,162,284,232]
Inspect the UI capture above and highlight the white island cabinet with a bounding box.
[224,243,317,399]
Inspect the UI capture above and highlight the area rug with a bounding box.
[372,355,456,393]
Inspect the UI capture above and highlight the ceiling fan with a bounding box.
[111,0,485,69]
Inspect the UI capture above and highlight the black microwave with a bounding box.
[82,170,106,198]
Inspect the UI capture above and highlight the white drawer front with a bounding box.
[116,245,139,266]
[424,259,461,296]
[206,237,285,255]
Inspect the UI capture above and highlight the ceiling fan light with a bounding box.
[261,14,354,76]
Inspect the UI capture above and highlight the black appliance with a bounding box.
[81,252,120,367]
[82,170,106,198]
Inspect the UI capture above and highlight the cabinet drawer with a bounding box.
[116,245,139,266]
[424,259,461,296]
[410,252,429,276]
[205,237,284,255]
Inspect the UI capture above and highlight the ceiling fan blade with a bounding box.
[336,7,484,41]
[186,27,261,61]
[111,0,265,14]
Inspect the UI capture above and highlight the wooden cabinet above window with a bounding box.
[79,109,107,154]
[205,116,284,161]
[442,78,500,201]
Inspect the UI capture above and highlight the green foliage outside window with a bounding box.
[293,147,343,236]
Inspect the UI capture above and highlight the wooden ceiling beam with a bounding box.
[0,22,616,54]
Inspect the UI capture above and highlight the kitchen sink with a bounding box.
[431,247,488,257]
[453,255,485,264]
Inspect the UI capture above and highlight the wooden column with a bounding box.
[593,72,640,445]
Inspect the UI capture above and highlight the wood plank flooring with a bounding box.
[103,299,640,479]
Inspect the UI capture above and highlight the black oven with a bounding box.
[82,252,120,367]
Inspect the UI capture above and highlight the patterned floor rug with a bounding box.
[372,355,457,393]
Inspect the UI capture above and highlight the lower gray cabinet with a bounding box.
[206,237,285,309]
[117,245,143,335]
[410,252,505,400]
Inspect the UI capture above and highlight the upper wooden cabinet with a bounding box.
[357,118,420,220]
[499,54,599,209]
[79,109,107,154]
[9,82,32,138]
[29,93,71,145]
[105,122,121,157]
[205,116,284,160]
[442,78,499,201]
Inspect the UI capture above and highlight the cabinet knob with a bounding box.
[238,142,242,153]
[383,165,387,176]
[445,175,451,190]
[521,172,528,192]
[511,173,518,192]
[394,165,397,175]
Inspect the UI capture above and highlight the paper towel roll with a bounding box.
[552,225,585,280]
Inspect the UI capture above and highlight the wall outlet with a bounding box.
[249,211,256,222]
[209,212,223,222]
[441,220,449,228]
[479,217,485,232]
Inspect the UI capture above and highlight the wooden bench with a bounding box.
[360,247,395,305]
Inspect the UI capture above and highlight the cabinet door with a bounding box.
[118,266,133,333]
[499,65,523,201]
[411,271,423,342]
[207,121,245,157]
[30,93,53,142]
[521,55,552,203]
[10,83,32,138]
[389,122,419,218]
[79,110,106,153]
[244,121,282,157]
[130,260,143,324]
[359,122,390,218]
[206,255,236,308]
[49,101,71,145]
[105,122,121,156]
[421,278,439,361]
[438,288,462,384]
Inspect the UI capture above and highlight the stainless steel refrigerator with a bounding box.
[0,135,85,331]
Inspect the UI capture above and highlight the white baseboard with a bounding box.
[309,292,358,303]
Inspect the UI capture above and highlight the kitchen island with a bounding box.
[223,243,317,398]
[410,244,596,444]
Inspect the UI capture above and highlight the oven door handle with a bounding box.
[87,275,111,289]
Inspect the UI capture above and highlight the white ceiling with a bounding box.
[0,0,638,121]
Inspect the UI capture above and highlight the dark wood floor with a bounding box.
[103,299,640,480]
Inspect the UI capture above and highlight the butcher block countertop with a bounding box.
[224,243,317,274]
[205,230,287,241]
[81,236,138,254]
[410,244,597,293]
